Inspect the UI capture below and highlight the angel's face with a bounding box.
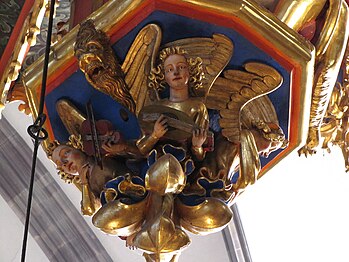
[52,145,87,174]
[164,54,190,91]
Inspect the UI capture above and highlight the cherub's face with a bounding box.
[52,145,87,174]
[164,54,190,91]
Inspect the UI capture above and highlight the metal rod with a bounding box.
[21,1,56,261]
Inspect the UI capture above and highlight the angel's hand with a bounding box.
[102,142,127,155]
[105,131,122,144]
[102,131,126,155]
[152,115,168,139]
[192,128,207,148]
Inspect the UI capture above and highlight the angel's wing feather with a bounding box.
[164,34,233,95]
[206,62,283,143]
[56,99,86,138]
[122,24,162,115]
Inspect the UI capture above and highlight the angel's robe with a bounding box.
[137,97,209,160]
[81,155,131,215]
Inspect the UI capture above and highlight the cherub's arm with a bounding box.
[136,115,168,155]
[79,164,100,216]
[81,184,99,216]
[191,104,209,161]
[102,131,143,158]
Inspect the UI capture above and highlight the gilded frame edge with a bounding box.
[0,0,48,108]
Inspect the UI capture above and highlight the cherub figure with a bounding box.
[48,134,143,216]
[116,48,217,259]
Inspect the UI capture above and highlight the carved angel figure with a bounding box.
[47,134,144,217]
[49,20,288,261]
[136,46,209,161]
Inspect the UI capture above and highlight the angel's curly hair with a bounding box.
[46,135,83,184]
[148,46,205,97]
[252,119,288,149]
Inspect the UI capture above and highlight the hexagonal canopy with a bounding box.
[23,0,315,175]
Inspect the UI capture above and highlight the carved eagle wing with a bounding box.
[206,62,283,143]
[122,24,162,115]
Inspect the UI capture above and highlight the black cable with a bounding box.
[21,0,56,261]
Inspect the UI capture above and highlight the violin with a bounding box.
[81,101,123,168]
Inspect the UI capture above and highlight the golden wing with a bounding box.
[56,99,86,138]
[122,24,162,115]
[163,34,233,96]
[206,62,283,143]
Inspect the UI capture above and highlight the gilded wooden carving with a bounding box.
[12,0,349,261]
[45,19,289,261]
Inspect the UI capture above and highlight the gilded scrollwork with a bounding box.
[6,83,31,115]
[0,0,48,111]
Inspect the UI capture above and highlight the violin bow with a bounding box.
[86,100,103,169]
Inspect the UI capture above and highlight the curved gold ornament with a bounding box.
[175,198,233,235]
[118,175,147,197]
[145,154,186,195]
[92,197,147,236]
[133,216,190,254]
[274,0,327,31]
[132,193,190,257]
[7,83,31,115]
